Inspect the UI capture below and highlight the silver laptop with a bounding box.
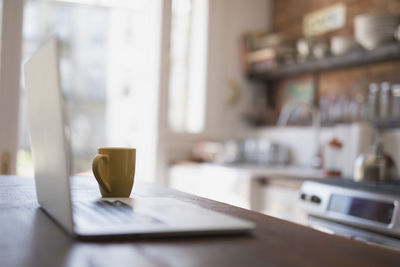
[23,37,254,239]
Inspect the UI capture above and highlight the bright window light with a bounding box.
[168,0,208,133]
[18,0,160,181]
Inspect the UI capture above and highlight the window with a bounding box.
[168,0,208,133]
[18,0,160,181]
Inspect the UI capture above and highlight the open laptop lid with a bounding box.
[24,37,74,233]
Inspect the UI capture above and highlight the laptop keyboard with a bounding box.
[73,200,136,225]
[73,200,165,227]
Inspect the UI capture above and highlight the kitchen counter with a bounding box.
[171,161,325,180]
[169,162,344,224]
[1,175,400,267]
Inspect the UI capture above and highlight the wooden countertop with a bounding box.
[1,175,399,267]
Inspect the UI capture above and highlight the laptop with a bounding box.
[23,37,254,239]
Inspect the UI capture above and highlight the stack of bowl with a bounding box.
[355,14,400,50]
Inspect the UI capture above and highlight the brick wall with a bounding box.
[271,0,400,113]
[273,0,400,39]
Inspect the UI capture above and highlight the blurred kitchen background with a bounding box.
[1,0,400,230]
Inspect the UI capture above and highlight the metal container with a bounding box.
[380,82,392,119]
[368,83,380,119]
[392,84,400,118]
[353,136,398,182]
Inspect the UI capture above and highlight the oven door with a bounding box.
[308,216,400,251]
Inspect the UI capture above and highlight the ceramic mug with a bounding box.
[92,147,136,197]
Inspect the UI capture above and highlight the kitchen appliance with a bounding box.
[353,134,398,182]
[300,179,400,250]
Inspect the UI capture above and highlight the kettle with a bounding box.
[353,134,398,182]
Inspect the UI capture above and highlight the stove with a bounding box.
[309,179,400,196]
[300,179,400,250]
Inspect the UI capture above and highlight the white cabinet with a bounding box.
[257,179,308,224]
[169,163,253,209]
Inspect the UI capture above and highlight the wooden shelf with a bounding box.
[371,119,400,130]
[248,42,400,82]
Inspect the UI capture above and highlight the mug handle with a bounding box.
[92,154,111,193]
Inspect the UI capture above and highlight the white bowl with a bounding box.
[354,14,400,50]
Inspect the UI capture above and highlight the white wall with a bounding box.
[256,126,328,167]
[383,130,400,170]
[256,124,400,178]
[156,0,273,184]
[204,0,272,139]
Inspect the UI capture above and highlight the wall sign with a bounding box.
[303,3,346,36]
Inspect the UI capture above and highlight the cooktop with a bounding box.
[313,178,400,196]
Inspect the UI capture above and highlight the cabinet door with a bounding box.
[261,179,308,225]
[169,163,253,209]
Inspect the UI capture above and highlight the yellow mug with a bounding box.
[92,147,136,197]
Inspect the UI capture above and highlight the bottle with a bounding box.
[380,82,391,120]
[368,83,379,120]
[323,138,342,177]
